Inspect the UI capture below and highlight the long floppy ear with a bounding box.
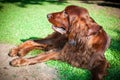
[68,31,77,46]
[63,11,79,46]
[68,15,79,46]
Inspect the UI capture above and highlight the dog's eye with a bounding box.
[63,11,68,17]
[63,11,67,14]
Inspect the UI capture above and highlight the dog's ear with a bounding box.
[68,31,77,46]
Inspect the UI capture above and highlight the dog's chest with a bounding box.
[61,43,93,69]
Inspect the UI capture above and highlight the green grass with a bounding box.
[0,1,120,80]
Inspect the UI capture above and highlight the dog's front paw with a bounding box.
[9,48,19,57]
[10,58,29,67]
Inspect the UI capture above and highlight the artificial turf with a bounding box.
[0,1,120,80]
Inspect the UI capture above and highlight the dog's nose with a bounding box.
[47,14,52,19]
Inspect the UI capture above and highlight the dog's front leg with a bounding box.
[10,50,60,67]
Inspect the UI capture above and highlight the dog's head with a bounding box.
[47,5,101,45]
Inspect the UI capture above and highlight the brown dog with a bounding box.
[9,5,111,80]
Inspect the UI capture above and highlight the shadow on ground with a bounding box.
[80,1,120,8]
[0,0,67,8]
[20,37,41,42]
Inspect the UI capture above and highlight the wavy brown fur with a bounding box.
[9,5,111,80]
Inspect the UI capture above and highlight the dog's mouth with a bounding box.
[52,25,66,34]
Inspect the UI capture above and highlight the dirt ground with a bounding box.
[0,44,60,80]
